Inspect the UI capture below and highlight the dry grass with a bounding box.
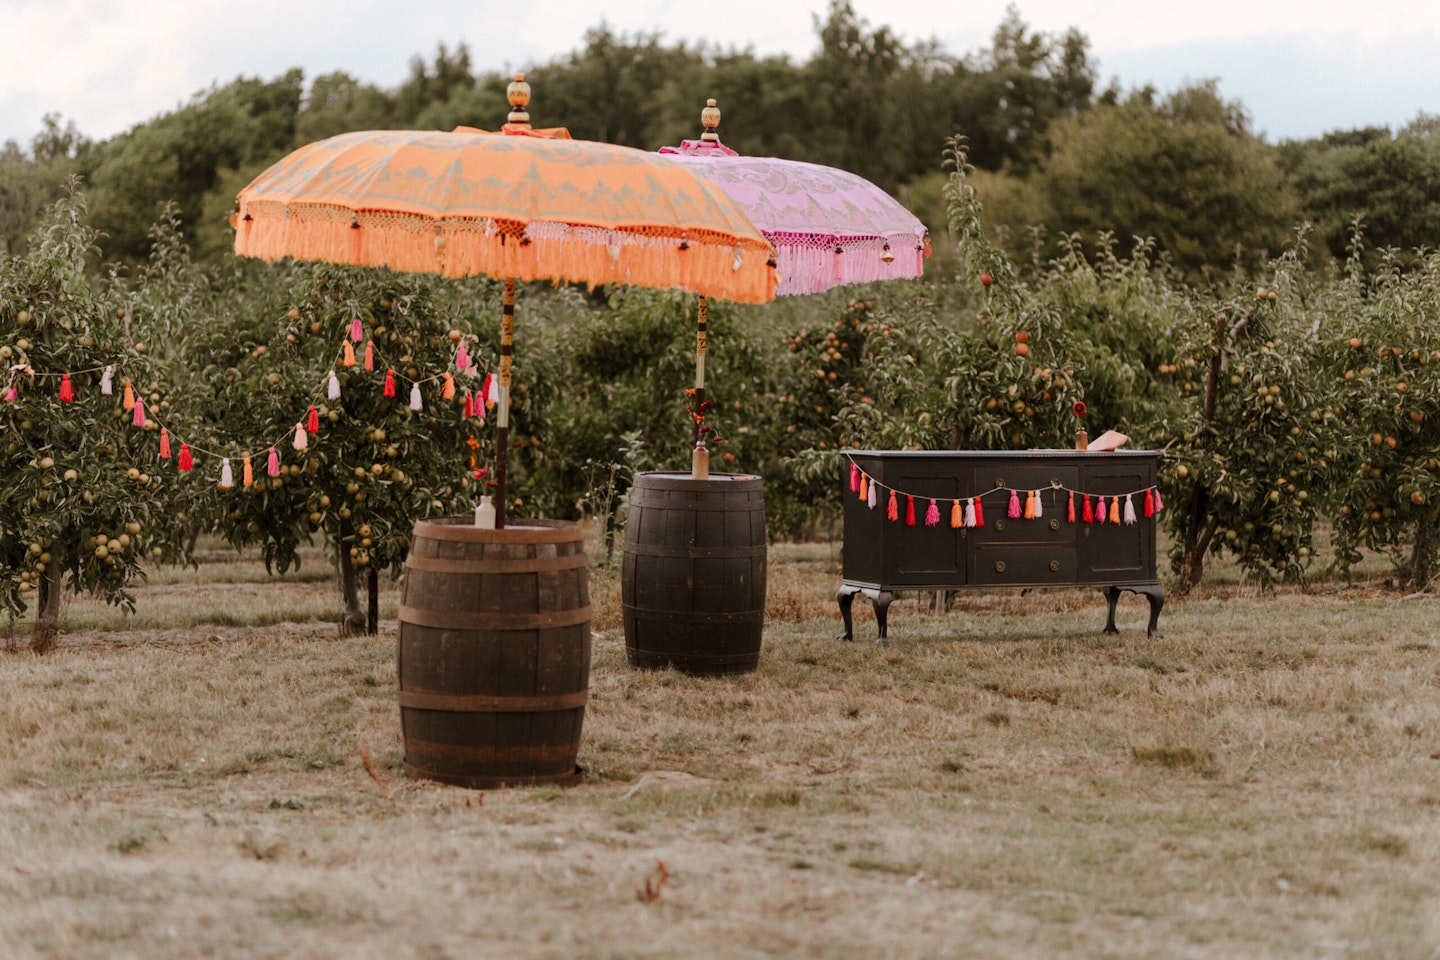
[3,530,1440,959]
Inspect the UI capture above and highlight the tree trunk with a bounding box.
[336,517,366,636]
[33,560,62,654]
[1178,316,1229,597]
[1409,513,1435,590]
[367,566,379,635]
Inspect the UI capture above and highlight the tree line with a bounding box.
[3,2,1439,281]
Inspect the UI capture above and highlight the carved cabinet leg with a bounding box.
[873,591,894,647]
[1103,585,1122,635]
[1139,584,1165,639]
[837,587,858,641]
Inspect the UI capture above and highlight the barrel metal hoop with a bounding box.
[398,688,589,712]
[623,606,764,624]
[621,543,767,559]
[399,603,592,630]
[404,553,586,574]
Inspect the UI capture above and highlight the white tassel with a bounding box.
[409,382,423,411]
[219,458,234,490]
[1033,490,1043,518]
[293,423,308,451]
[964,498,977,528]
[327,370,341,400]
[867,482,877,509]
[100,365,114,395]
[1124,493,1137,525]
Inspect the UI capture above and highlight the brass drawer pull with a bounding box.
[994,519,1006,531]
[1049,560,1060,572]
[994,561,1006,573]
[1049,518,1060,531]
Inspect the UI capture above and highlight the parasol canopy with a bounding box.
[659,100,929,296]
[234,127,776,304]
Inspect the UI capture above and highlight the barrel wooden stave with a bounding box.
[399,518,589,789]
[622,473,766,675]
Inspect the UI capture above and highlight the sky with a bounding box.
[3,0,1440,150]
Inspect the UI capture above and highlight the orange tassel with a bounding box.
[441,372,456,400]
[342,342,356,367]
[1024,490,1036,519]
[1109,496,1121,524]
[887,490,898,522]
[243,456,253,487]
[159,428,171,459]
[858,473,868,501]
[951,499,962,528]
[1067,490,1076,523]
[122,380,135,410]
[364,340,374,371]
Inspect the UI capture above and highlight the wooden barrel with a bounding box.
[622,472,767,675]
[398,517,590,789]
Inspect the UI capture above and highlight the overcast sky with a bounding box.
[4,0,1439,150]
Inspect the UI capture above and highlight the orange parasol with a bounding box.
[233,75,776,526]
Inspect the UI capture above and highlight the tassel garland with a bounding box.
[905,495,916,526]
[59,374,74,403]
[219,458,234,490]
[887,490,898,521]
[383,369,396,398]
[1008,489,1021,518]
[267,447,280,477]
[159,428,172,459]
[925,498,940,526]
[178,443,193,472]
[409,382,423,411]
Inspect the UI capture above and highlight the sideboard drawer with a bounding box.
[970,545,1078,586]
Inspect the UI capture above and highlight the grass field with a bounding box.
[2,533,1439,959]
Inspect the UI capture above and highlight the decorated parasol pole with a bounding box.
[490,74,531,528]
[690,99,723,475]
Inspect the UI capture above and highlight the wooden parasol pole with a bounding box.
[691,99,723,451]
[491,74,530,528]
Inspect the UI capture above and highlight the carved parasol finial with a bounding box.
[507,72,532,128]
[700,98,721,142]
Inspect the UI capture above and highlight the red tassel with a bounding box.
[1008,489,1021,518]
[178,443,193,472]
[1143,489,1155,518]
[307,406,320,434]
[58,374,74,403]
[950,499,962,528]
[973,496,985,527]
[905,495,916,526]
[159,428,172,459]
[383,368,396,398]
[1091,496,1104,523]
[364,340,374,371]
[849,462,860,492]
[1067,490,1076,523]
[1082,494,1094,523]
[464,390,474,417]
[887,490,898,522]
[925,498,940,526]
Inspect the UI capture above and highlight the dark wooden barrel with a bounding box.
[622,472,767,675]
[398,517,590,789]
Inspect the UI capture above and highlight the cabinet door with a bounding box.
[1076,461,1156,581]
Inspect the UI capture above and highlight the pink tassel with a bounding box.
[133,396,145,427]
[3,384,16,402]
[1082,494,1094,523]
[1008,489,1021,518]
[159,428,172,459]
[307,406,320,434]
[1123,494,1137,525]
[1143,489,1155,518]
[951,499,962,528]
[1154,489,1165,512]
[267,447,280,477]
[58,374,74,403]
[887,490,898,522]
[178,443,193,472]
[905,495,916,526]
[849,462,860,492]
[350,317,363,342]
[858,473,868,502]
[293,423,308,451]
[1067,490,1076,523]
[383,368,396,398]
[867,481,877,509]
[456,342,469,370]
[973,496,985,527]
[364,340,374,371]
[925,498,940,526]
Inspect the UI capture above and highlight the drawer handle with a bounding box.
[1049,518,1060,531]
[994,519,1005,531]
[994,478,1005,488]
[994,561,1006,573]
[1049,560,1060,572]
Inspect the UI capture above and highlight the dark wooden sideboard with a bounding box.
[839,450,1164,643]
